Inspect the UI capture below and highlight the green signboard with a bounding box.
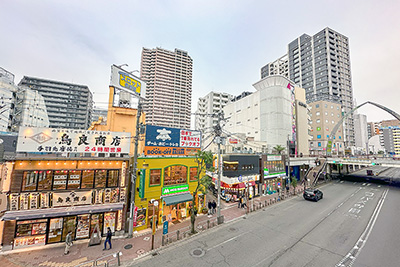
[162,184,189,196]
[138,169,145,198]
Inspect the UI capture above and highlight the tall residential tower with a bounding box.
[262,27,354,147]
[140,47,193,129]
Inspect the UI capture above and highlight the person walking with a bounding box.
[212,200,217,214]
[64,231,73,255]
[242,196,247,209]
[238,195,242,208]
[207,201,212,215]
[103,227,112,250]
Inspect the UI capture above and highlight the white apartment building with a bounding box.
[195,91,233,133]
[354,113,368,153]
[141,47,193,129]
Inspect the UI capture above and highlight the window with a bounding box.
[316,104,319,108]
[316,119,321,123]
[22,171,38,191]
[149,169,161,186]
[189,167,198,181]
[318,142,321,147]
[164,165,188,186]
[67,170,81,190]
[95,170,107,188]
[107,170,119,187]
[37,171,53,191]
[317,135,321,139]
[81,170,94,189]
[317,127,321,131]
[16,219,47,237]
[332,120,335,124]
[53,170,68,190]
[316,112,320,116]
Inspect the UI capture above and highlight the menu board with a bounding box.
[104,212,116,233]
[14,235,46,248]
[76,214,90,239]
[48,218,63,243]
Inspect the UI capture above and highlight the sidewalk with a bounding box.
[0,187,303,267]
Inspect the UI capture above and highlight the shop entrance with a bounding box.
[162,201,192,224]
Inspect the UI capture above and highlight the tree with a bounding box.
[189,150,214,234]
[291,176,298,195]
[273,145,286,155]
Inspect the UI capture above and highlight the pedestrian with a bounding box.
[208,201,212,215]
[64,231,73,255]
[242,196,247,209]
[238,195,242,208]
[212,200,216,214]
[103,227,112,250]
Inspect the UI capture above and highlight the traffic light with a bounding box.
[371,163,376,166]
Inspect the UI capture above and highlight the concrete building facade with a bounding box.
[141,47,193,129]
[354,113,368,153]
[18,76,93,129]
[309,100,344,155]
[195,91,233,138]
[224,75,309,155]
[0,67,18,132]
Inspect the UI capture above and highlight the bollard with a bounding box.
[162,235,165,246]
[166,234,169,245]
[207,220,210,229]
[265,200,267,206]
[177,230,180,240]
[259,202,261,209]
[117,252,121,266]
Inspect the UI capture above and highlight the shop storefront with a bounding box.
[11,211,118,249]
[0,159,128,250]
[262,155,286,195]
[134,157,204,231]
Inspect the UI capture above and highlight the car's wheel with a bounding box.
[315,197,319,202]
[320,194,323,199]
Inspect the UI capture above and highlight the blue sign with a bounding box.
[163,221,169,235]
[238,175,242,182]
[145,125,201,148]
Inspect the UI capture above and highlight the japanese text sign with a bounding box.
[17,127,131,154]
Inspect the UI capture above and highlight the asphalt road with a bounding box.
[128,181,399,267]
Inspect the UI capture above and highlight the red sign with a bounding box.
[132,206,138,227]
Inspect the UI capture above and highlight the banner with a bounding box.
[17,127,131,154]
[110,65,146,97]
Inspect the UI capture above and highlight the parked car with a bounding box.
[303,188,323,202]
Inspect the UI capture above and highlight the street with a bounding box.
[130,181,399,267]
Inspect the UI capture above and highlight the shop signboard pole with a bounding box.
[151,200,158,250]
[163,221,168,235]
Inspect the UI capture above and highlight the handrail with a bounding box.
[74,251,122,267]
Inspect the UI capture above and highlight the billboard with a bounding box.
[144,125,201,156]
[17,127,131,154]
[110,65,146,109]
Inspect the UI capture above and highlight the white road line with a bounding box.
[336,189,389,267]
[253,248,283,266]
[206,231,249,251]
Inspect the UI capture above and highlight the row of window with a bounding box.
[21,169,120,192]
[149,165,198,187]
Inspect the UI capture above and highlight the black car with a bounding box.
[303,188,323,202]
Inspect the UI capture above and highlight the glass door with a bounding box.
[48,218,63,243]
[62,216,77,241]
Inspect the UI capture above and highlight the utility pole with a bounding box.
[128,102,142,238]
[215,111,224,225]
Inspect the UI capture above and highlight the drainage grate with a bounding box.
[137,249,145,254]
[143,236,150,241]
[229,227,237,232]
[124,244,133,250]
[190,248,205,258]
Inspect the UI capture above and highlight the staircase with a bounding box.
[304,158,327,188]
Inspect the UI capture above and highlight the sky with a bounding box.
[1,0,400,125]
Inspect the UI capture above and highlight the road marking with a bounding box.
[206,231,249,251]
[336,189,389,266]
[253,248,282,266]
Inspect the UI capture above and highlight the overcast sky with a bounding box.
[1,0,399,125]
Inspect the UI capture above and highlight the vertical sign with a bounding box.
[132,206,138,227]
[163,221,169,235]
[138,169,145,198]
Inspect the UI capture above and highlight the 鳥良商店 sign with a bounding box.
[17,127,131,154]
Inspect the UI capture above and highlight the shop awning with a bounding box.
[163,193,193,206]
[0,203,124,221]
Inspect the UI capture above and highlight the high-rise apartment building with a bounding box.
[0,67,18,132]
[19,76,93,129]
[195,91,233,134]
[380,127,400,155]
[260,55,289,78]
[354,113,368,152]
[140,47,193,129]
[262,27,354,147]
